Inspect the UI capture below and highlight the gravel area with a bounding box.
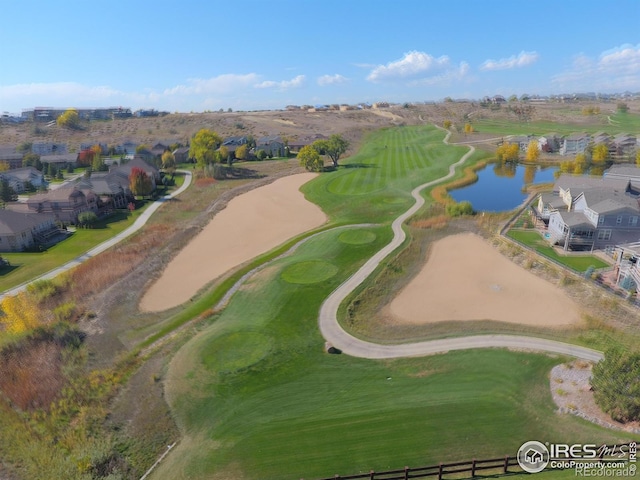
[550,361,640,434]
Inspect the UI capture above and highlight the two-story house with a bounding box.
[0,210,61,252]
[0,167,46,193]
[560,133,590,156]
[255,136,285,158]
[17,187,98,225]
[544,174,640,251]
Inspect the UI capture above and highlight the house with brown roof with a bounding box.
[18,187,98,225]
[0,210,61,252]
[111,157,160,190]
[71,171,131,209]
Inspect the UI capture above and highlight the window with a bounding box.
[597,229,612,240]
[630,216,638,226]
[598,216,605,225]
[617,215,623,225]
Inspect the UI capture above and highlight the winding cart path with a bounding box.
[318,130,603,362]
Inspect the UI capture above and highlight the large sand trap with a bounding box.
[388,233,581,327]
[140,173,326,312]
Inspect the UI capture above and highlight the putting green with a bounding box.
[338,230,377,245]
[281,260,339,284]
[201,330,272,374]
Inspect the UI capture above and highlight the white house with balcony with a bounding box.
[538,174,640,251]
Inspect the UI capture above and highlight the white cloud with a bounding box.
[163,74,260,95]
[317,74,348,86]
[254,75,306,90]
[552,44,640,91]
[479,51,539,71]
[410,62,470,86]
[367,51,452,82]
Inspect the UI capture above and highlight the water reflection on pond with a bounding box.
[449,163,558,212]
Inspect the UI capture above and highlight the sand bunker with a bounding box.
[140,173,326,312]
[388,233,581,327]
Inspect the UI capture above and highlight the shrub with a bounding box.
[591,347,640,422]
[446,201,474,217]
[27,279,59,301]
[77,211,98,228]
[583,266,595,279]
[53,302,77,322]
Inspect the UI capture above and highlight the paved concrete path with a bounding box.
[0,170,192,299]
[318,129,604,362]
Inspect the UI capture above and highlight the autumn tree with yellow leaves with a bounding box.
[592,144,609,163]
[496,142,520,162]
[525,141,540,162]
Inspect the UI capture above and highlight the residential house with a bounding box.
[0,167,46,193]
[592,131,611,146]
[221,136,248,157]
[80,142,108,154]
[172,146,191,163]
[0,146,24,169]
[604,164,640,189]
[560,133,590,156]
[40,154,78,169]
[611,133,637,159]
[512,135,534,152]
[255,136,285,157]
[613,242,640,291]
[0,210,61,252]
[116,140,139,155]
[537,134,561,153]
[31,142,68,156]
[110,156,160,191]
[72,172,130,209]
[151,140,179,156]
[542,174,640,251]
[288,134,327,153]
[18,187,98,224]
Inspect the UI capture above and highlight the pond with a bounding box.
[449,163,558,212]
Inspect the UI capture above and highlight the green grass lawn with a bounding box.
[301,126,489,225]
[160,226,633,480]
[156,125,634,480]
[507,229,609,272]
[470,112,640,137]
[0,208,148,291]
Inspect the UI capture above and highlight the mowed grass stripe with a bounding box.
[159,125,630,480]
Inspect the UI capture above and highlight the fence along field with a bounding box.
[311,443,628,480]
[311,455,520,480]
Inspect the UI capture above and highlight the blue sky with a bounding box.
[1,0,639,113]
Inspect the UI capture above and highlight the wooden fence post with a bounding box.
[472,459,476,477]
[404,466,409,480]
[438,463,443,480]
[369,469,374,480]
[504,455,509,473]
